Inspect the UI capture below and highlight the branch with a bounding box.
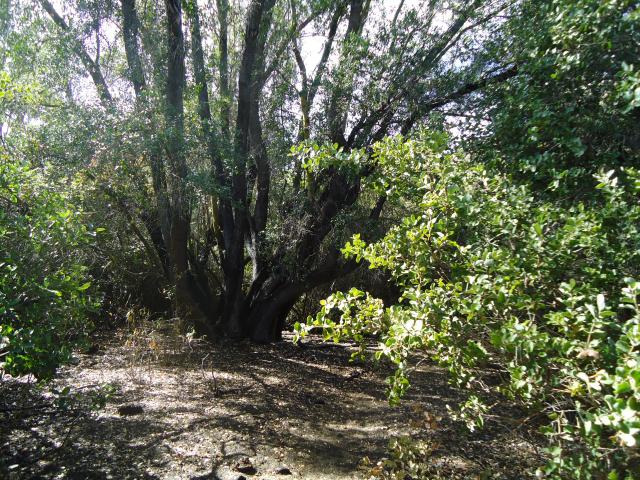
[431,1,514,68]
[327,0,366,145]
[39,0,113,107]
[346,0,493,147]
[291,41,308,91]
[84,170,165,272]
[400,65,518,134]
[308,4,344,104]
[261,5,327,84]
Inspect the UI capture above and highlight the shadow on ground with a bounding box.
[0,330,545,479]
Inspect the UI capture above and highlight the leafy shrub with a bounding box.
[478,0,639,194]
[0,155,99,379]
[296,133,640,478]
[360,437,443,480]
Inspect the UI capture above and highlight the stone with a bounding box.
[234,457,257,475]
[117,404,144,416]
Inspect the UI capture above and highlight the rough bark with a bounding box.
[163,0,208,327]
[216,0,231,138]
[121,0,146,96]
[292,3,343,190]
[185,0,228,253]
[221,0,276,338]
[327,0,366,146]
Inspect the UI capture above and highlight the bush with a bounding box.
[296,133,640,478]
[0,155,99,379]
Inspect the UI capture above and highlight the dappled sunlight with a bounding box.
[1,329,543,479]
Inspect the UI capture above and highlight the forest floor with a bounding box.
[1,322,546,480]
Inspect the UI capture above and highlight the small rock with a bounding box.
[220,472,246,480]
[234,457,256,475]
[274,466,292,475]
[117,404,144,416]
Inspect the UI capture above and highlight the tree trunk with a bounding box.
[40,0,113,107]
[216,0,231,138]
[163,0,210,330]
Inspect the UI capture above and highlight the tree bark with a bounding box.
[216,0,231,138]
[163,0,208,327]
[121,0,146,96]
[327,0,366,146]
[220,0,276,338]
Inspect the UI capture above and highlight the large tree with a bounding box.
[9,0,518,341]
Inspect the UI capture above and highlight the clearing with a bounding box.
[1,325,544,479]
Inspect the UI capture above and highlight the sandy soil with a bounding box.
[0,325,545,479]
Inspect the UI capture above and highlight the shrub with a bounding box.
[0,155,99,379]
[296,133,640,478]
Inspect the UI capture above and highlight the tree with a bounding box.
[295,1,640,476]
[5,0,517,341]
[464,0,639,194]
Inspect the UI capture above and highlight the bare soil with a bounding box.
[0,325,545,479]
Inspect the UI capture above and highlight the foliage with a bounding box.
[0,0,638,474]
[476,0,639,194]
[360,437,444,480]
[291,141,367,179]
[0,154,98,379]
[295,132,640,478]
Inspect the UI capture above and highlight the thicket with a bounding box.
[0,155,98,379]
[297,134,639,477]
[0,73,100,379]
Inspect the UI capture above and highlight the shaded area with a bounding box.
[0,329,545,479]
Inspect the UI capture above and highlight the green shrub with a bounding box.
[296,133,640,478]
[0,155,99,379]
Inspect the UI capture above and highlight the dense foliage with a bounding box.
[1,0,520,342]
[297,133,640,477]
[1,0,638,477]
[0,155,97,379]
[476,0,639,191]
[295,1,639,476]
[0,73,97,379]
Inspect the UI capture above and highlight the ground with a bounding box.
[1,323,545,479]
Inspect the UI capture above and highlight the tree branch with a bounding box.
[400,65,518,134]
[39,0,113,107]
[261,5,327,85]
[308,4,343,104]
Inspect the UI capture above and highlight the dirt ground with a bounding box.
[0,324,545,479]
